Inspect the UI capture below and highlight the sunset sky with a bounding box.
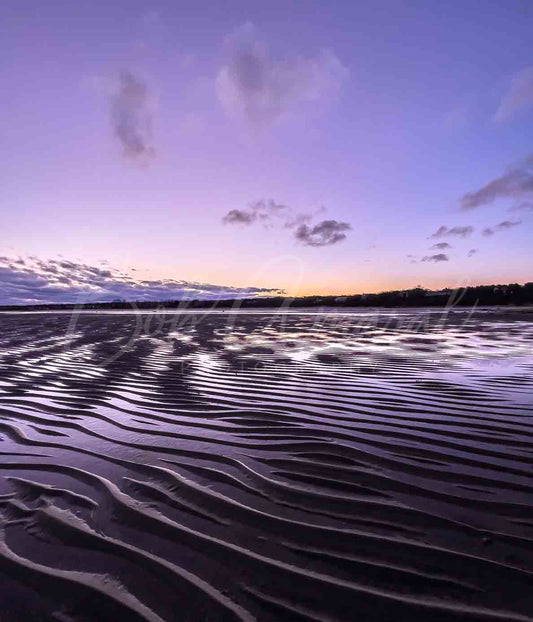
[1,0,532,304]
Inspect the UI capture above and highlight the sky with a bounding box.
[1,0,533,304]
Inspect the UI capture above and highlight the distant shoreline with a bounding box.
[2,281,533,312]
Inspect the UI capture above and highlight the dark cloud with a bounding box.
[250,199,288,223]
[284,213,314,229]
[111,71,154,161]
[222,199,288,226]
[421,254,449,263]
[460,154,533,210]
[428,225,474,239]
[430,242,451,250]
[495,219,522,230]
[294,220,351,247]
[0,257,282,306]
[483,220,522,237]
[222,209,257,225]
[216,22,348,126]
[222,199,348,247]
[467,249,477,257]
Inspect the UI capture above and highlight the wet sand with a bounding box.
[0,308,532,621]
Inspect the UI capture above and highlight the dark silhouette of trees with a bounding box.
[2,282,533,312]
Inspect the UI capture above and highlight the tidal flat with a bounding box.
[0,308,532,621]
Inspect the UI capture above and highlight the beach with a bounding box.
[0,308,532,621]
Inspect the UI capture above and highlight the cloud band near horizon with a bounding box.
[0,257,283,306]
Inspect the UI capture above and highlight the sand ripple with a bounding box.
[0,309,532,620]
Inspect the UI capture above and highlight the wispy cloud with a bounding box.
[111,70,155,161]
[428,225,474,239]
[222,199,350,247]
[467,249,477,257]
[482,220,522,237]
[430,242,451,250]
[420,253,449,263]
[460,154,533,210]
[216,22,348,126]
[495,66,533,122]
[294,220,351,247]
[222,199,289,226]
[495,219,522,230]
[0,257,282,306]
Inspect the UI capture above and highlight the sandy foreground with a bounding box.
[0,308,532,621]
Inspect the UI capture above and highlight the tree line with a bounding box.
[2,282,533,312]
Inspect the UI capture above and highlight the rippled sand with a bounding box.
[0,308,532,621]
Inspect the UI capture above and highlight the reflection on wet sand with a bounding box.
[0,309,532,621]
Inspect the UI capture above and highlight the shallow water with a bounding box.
[0,310,532,621]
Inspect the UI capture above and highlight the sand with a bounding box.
[0,308,532,621]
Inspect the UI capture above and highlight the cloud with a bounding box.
[0,257,283,306]
[216,22,348,126]
[222,209,257,225]
[222,199,350,246]
[430,242,451,250]
[111,70,155,161]
[420,254,449,263]
[495,66,533,122]
[460,154,533,210]
[495,219,522,230]
[222,199,289,226]
[428,225,474,239]
[482,220,522,237]
[294,219,351,247]
[467,249,477,257]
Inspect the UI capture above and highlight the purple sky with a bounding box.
[1,0,532,304]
